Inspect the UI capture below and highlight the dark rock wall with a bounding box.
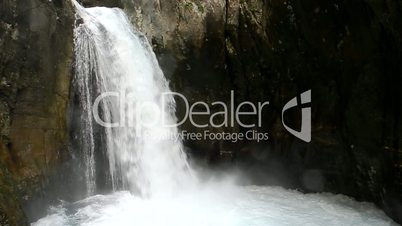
[0,0,74,224]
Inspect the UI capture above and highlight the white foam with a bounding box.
[33,185,396,226]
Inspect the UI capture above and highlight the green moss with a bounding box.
[184,2,193,11]
[194,2,204,14]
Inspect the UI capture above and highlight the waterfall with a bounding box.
[32,2,399,225]
[72,1,193,196]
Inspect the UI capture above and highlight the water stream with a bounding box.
[72,1,193,196]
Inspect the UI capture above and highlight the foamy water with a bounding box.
[33,185,396,226]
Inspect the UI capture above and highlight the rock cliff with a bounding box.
[0,0,74,224]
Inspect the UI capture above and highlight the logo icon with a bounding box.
[281,90,311,142]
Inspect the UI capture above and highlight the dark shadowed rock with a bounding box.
[0,0,75,223]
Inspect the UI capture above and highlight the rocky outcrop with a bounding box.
[0,0,74,224]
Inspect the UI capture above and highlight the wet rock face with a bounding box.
[0,161,27,226]
[108,0,402,222]
[0,0,74,224]
[80,0,122,8]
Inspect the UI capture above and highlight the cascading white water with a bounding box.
[73,0,193,196]
[73,4,97,195]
